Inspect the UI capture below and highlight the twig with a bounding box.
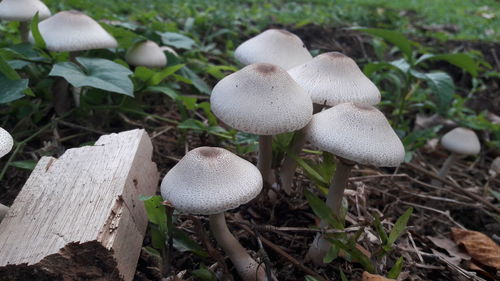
[231,220,360,235]
[57,120,106,135]
[408,232,423,263]
[404,162,500,214]
[238,224,328,281]
[252,227,275,281]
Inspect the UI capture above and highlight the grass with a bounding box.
[44,0,500,41]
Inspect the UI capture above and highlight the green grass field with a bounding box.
[44,0,500,41]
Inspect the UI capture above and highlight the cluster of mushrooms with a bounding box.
[0,1,496,280]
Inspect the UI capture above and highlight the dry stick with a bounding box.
[430,152,459,187]
[252,228,274,281]
[258,135,273,186]
[404,162,500,214]
[238,224,328,281]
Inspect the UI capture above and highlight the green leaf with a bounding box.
[147,86,179,100]
[329,239,375,273]
[143,246,161,257]
[172,228,208,257]
[416,53,479,77]
[410,71,455,115]
[50,57,134,96]
[373,213,388,245]
[491,190,500,202]
[149,64,185,85]
[139,195,167,233]
[9,160,37,170]
[350,27,413,61]
[0,54,21,80]
[304,189,343,229]
[0,74,29,104]
[192,265,217,281]
[387,256,404,279]
[387,208,413,247]
[305,276,323,281]
[179,67,211,94]
[323,243,339,263]
[293,156,329,186]
[30,12,46,49]
[160,32,196,49]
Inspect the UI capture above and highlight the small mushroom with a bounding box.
[125,40,167,68]
[280,52,381,194]
[211,63,313,186]
[0,127,13,222]
[0,0,51,42]
[234,29,312,70]
[305,103,405,264]
[161,147,268,281]
[484,157,500,196]
[28,10,118,113]
[431,127,480,186]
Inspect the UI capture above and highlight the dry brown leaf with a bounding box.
[428,236,471,261]
[451,228,500,269]
[362,272,396,281]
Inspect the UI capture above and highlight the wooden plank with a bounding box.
[0,129,159,281]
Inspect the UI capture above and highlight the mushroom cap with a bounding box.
[234,29,312,70]
[441,127,480,155]
[306,103,405,167]
[28,10,118,52]
[160,147,263,215]
[211,63,313,135]
[0,0,51,21]
[125,40,167,68]
[0,127,14,159]
[288,52,381,106]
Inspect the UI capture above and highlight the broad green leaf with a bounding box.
[9,160,37,170]
[415,53,479,77]
[390,58,411,73]
[350,27,413,61]
[160,32,196,49]
[30,12,46,49]
[150,225,166,250]
[293,156,329,186]
[387,256,404,279]
[50,57,134,96]
[0,55,21,80]
[192,265,217,281]
[147,86,179,100]
[102,23,143,49]
[410,71,454,114]
[139,195,167,233]
[490,190,500,202]
[0,74,29,104]
[387,208,413,247]
[143,246,161,257]
[305,276,323,281]
[179,67,211,94]
[149,64,185,85]
[373,213,388,245]
[304,189,343,229]
[324,243,339,263]
[329,239,375,273]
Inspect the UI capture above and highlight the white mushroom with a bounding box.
[126,40,167,68]
[305,103,404,265]
[234,29,312,70]
[28,10,117,52]
[0,0,51,42]
[280,52,381,194]
[211,63,313,185]
[161,147,267,281]
[432,127,480,186]
[0,127,13,223]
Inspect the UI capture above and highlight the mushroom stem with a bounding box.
[431,152,459,187]
[209,213,267,281]
[306,157,354,265]
[257,135,273,186]
[279,104,324,194]
[0,203,9,222]
[19,21,29,42]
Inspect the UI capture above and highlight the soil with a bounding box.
[0,25,499,281]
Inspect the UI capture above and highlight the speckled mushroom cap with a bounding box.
[234,29,313,70]
[160,147,263,215]
[0,127,13,159]
[28,10,118,52]
[0,0,51,21]
[125,40,167,68]
[306,103,405,167]
[211,63,313,135]
[441,127,480,155]
[288,52,381,106]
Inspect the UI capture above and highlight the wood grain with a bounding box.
[0,129,159,281]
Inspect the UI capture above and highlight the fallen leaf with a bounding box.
[451,228,500,269]
[428,236,471,261]
[362,272,396,281]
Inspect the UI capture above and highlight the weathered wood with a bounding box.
[0,129,159,281]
